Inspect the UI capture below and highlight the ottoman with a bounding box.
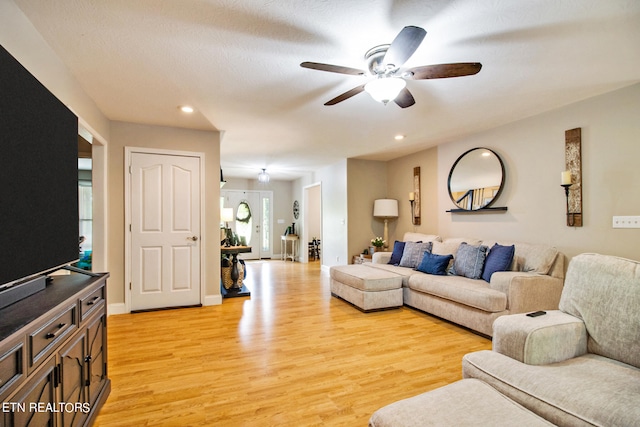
[330,264,403,311]
[369,379,554,427]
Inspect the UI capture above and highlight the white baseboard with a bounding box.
[107,302,127,316]
[204,294,222,306]
[108,295,221,315]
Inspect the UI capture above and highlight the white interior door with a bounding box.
[130,152,201,311]
[221,190,272,260]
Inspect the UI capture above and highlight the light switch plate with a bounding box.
[612,216,640,228]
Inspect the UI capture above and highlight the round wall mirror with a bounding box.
[447,147,505,211]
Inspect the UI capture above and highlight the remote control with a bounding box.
[526,310,546,317]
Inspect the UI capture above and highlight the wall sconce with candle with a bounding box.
[562,128,583,227]
[409,167,421,225]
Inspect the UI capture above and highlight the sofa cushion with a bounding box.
[432,237,481,256]
[452,243,488,279]
[482,243,515,282]
[329,264,402,292]
[367,263,420,287]
[387,241,405,266]
[399,242,432,268]
[415,252,453,276]
[559,253,640,369]
[481,241,559,275]
[408,274,507,312]
[402,232,440,243]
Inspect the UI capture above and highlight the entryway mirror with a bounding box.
[448,147,505,211]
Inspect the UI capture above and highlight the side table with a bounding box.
[281,234,298,261]
[221,245,251,298]
[353,254,372,264]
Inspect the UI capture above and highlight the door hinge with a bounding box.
[129,282,132,290]
[129,224,132,232]
[129,165,132,174]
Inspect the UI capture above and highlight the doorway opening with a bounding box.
[77,135,93,271]
[303,183,322,264]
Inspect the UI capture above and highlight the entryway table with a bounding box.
[221,245,251,298]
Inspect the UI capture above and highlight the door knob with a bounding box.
[188,236,198,241]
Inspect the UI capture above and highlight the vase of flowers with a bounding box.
[370,237,385,254]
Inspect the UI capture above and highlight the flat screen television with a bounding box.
[0,45,79,292]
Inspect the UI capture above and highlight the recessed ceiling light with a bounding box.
[394,134,405,141]
[179,105,194,113]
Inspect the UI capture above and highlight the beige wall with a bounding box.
[383,83,640,261]
[386,148,439,242]
[346,159,389,258]
[108,122,221,308]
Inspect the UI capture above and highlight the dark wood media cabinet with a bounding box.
[0,272,110,427]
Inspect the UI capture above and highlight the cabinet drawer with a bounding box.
[0,339,25,401]
[29,304,76,371]
[80,284,105,322]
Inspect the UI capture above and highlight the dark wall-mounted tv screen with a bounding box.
[0,45,79,289]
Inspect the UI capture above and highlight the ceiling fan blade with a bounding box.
[409,62,482,80]
[300,61,366,76]
[383,26,427,69]
[324,84,366,106]
[394,87,415,108]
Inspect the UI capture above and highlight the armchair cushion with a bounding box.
[463,351,640,427]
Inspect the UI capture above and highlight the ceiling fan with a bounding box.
[300,26,482,108]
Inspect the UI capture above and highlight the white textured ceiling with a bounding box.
[14,0,640,180]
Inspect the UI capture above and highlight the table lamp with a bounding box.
[221,207,234,246]
[373,199,399,250]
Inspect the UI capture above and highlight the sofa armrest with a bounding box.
[492,310,587,365]
[372,252,392,264]
[489,271,564,313]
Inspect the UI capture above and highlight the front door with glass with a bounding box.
[221,190,272,260]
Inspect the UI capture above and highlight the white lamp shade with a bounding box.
[373,199,399,218]
[364,77,406,103]
[221,207,234,223]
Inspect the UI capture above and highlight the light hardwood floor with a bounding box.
[94,260,491,426]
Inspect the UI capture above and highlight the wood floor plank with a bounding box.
[94,260,491,426]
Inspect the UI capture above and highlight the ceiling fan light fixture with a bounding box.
[258,168,270,183]
[364,77,406,104]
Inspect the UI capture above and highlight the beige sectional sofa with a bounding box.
[370,252,640,426]
[348,232,565,336]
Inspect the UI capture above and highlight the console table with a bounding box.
[221,245,251,298]
[281,234,298,262]
[0,271,110,427]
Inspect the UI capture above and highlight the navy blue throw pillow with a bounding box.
[387,241,406,265]
[482,243,516,282]
[416,252,453,276]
